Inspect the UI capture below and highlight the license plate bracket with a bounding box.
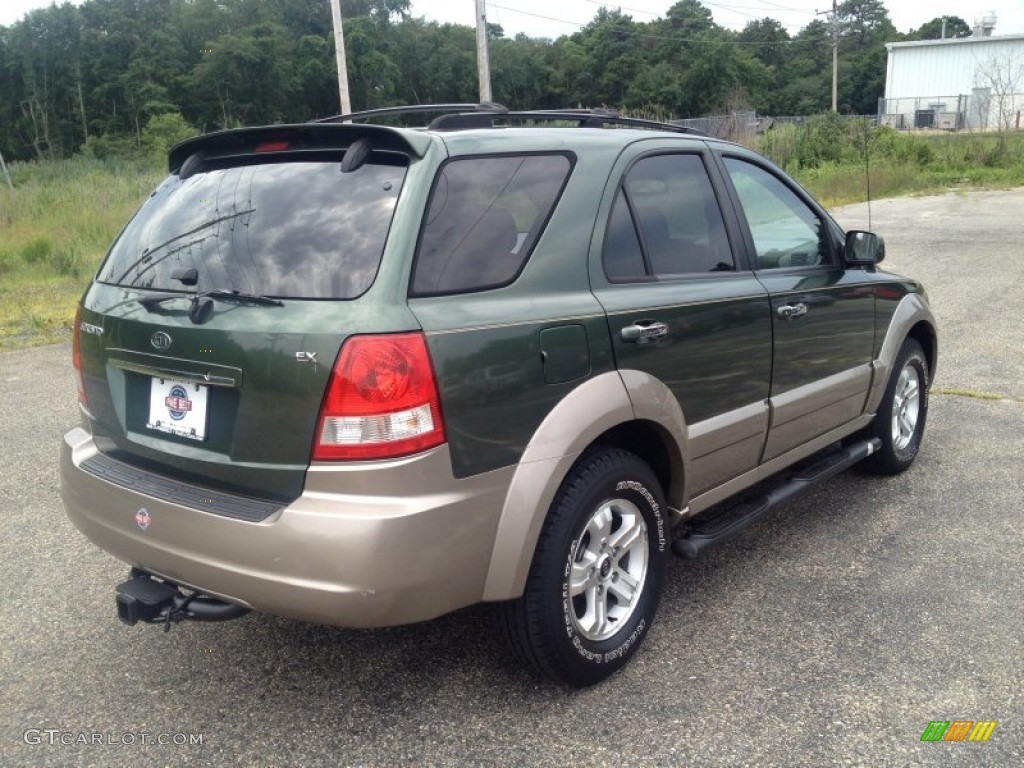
[146,377,209,441]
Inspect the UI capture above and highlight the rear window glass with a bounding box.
[96,154,407,299]
[411,154,572,295]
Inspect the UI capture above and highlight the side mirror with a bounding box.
[845,230,885,266]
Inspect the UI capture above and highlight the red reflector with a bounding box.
[313,333,445,461]
[254,140,290,152]
[72,305,87,406]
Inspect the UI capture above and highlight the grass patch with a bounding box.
[934,387,1012,401]
[749,118,1024,207]
[792,160,1024,208]
[0,156,164,350]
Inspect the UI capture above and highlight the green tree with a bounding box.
[738,19,792,114]
[777,20,832,114]
[739,18,790,71]
[0,0,913,161]
[491,36,557,109]
[906,16,970,40]
[571,9,647,107]
[838,0,896,114]
[345,16,401,110]
[187,23,295,129]
[292,34,338,119]
[141,111,197,162]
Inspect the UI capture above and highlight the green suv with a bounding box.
[61,105,937,686]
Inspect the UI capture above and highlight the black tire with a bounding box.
[499,447,669,687]
[862,338,930,475]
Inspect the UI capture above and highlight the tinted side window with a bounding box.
[96,156,407,299]
[603,193,647,281]
[723,157,830,269]
[602,154,733,281]
[412,154,571,295]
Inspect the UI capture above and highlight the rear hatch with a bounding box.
[76,125,432,502]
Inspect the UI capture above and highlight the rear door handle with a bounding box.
[776,303,808,321]
[621,320,669,343]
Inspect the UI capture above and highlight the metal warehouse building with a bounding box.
[880,27,1024,131]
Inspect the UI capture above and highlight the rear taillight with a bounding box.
[72,305,87,406]
[313,333,445,460]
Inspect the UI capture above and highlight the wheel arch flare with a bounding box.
[482,370,688,601]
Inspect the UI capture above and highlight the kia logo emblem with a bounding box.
[150,331,172,351]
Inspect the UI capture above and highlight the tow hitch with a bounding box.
[115,569,250,631]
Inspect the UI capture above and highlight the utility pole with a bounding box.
[817,1,839,112]
[330,0,352,116]
[831,0,838,112]
[475,0,493,102]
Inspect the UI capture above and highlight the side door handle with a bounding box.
[621,319,669,343]
[776,302,808,321]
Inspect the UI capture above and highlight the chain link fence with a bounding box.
[672,113,862,142]
[877,93,1024,132]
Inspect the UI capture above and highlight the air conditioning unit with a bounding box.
[880,114,904,129]
[936,112,959,131]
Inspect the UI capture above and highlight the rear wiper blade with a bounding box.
[139,289,283,324]
[196,289,284,307]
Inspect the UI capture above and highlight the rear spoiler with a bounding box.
[167,123,432,174]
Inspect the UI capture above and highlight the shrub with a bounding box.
[794,112,846,168]
[21,237,53,264]
[81,133,141,161]
[142,112,198,162]
[48,246,80,276]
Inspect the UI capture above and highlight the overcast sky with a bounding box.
[2,0,1022,38]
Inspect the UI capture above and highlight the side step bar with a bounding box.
[671,438,881,559]
[115,569,250,630]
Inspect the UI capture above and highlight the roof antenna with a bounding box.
[863,117,872,231]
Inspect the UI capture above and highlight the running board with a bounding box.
[671,437,881,559]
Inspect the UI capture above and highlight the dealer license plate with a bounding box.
[146,377,209,441]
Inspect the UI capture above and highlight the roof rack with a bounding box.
[312,104,705,136]
[312,103,508,124]
[430,108,706,136]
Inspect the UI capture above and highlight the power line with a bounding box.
[580,0,812,20]
[747,0,810,11]
[581,0,761,25]
[485,3,580,30]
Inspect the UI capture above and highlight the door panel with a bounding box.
[757,271,875,459]
[762,364,871,460]
[687,401,770,492]
[719,155,875,460]
[598,280,772,494]
[592,148,773,496]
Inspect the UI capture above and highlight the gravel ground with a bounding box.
[833,187,1024,401]
[2,188,1022,767]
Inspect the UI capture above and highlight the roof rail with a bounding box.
[313,103,508,124]
[312,104,705,135]
[430,107,705,135]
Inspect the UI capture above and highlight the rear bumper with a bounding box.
[60,427,513,628]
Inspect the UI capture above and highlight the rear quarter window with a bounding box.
[411,153,573,296]
[96,153,407,299]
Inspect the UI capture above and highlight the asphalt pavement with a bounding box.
[2,188,1022,767]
